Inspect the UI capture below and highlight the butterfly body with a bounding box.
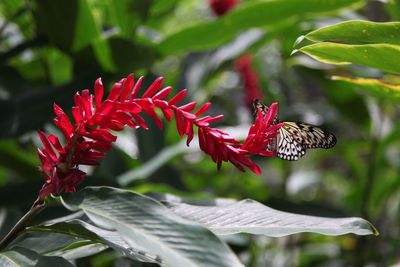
[252,99,336,161]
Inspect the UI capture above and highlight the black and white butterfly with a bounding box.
[252,99,336,161]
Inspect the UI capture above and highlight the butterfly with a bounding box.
[252,99,336,161]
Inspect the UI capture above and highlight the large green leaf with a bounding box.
[158,0,362,54]
[296,43,400,74]
[331,76,400,102]
[0,247,74,267]
[33,0,100,52]
[61,187,243,267]
[11,48,72,86]
[153,194,378,237]
[74,37,157,74]
[11,230,107,261]
[32,220,165,265]
[295,20,400,74]
[303,20,400,45]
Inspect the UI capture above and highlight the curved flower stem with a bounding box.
[0,201,46,251]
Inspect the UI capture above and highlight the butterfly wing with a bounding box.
[283,122,337,149]
[276,124,306,161]
[251,99,336,161]
[251,99,279,124]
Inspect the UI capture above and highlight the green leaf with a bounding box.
[46,48,73,85]
[34,220,164,265]
[331,76,400,102]
[34,0,100,52]
[49,242,107,260]
[61,187,243,267]
[158,196,378,237]
[12,48,73,85]
[296,43,400,74]
[74,37,157,74]
[303,20,400,45]
[0,141,38,178]
[0,0,34,38]
[18,226,107,260]
[101,0,154,38]
[158,0,362,54]
[16,232,75,253]
[295,20,400,74]
[0,247,74,267]
[150,0,179,17]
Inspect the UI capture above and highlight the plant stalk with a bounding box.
[0,201,46,251]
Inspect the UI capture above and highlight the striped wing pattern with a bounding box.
[251,99,336,161]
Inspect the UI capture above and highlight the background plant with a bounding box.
[0,0,398,266]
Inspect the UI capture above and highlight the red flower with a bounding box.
[209,0,238,16]
[235,54,263,109]
[36,74,280,204]
[241,103,283,156]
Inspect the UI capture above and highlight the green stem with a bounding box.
[0,201,46,251]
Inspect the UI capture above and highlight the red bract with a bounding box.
[209,0,238,16]
[36,74,280,204]
[235,54,264,109]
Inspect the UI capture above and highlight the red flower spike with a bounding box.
[235,54,264,109]
[95,100,115,116]
[147,108,164,129]
[53,103,65,116]
[94,78,104,109]
[120,74,135,101]
[186,125,194,146]
[153,99,169,109]
[153,87,172,100]
[48,134,63,153]
[130,76,144,98]
[174,110,185,136]
[37,131,57,162]
[81,90,93,120]
[118,102,142,113]
[71,106,83,125]
[158,106,173,121]
[37,149,52,171]
[108,82,122,101]
[102,120,125,131]
[142,77,163,98]
[168,89,187,105]
[73,93,84,115]
[209,0,238,16]
[36,73,280,205]
[198,128,206,151]
[197,115,224,124]
[180,110,196,120]
[194,102,211,116]
[179,102,197,112]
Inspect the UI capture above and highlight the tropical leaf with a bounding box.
[331,76,400,102]
[31,220,161,264]
[0,246,74,267]
[295,20,400,74]
[159,196,378,237]
[302,20,400,45]
[60,187,243,267]
[158,0,362,54]
[33,0,99,52]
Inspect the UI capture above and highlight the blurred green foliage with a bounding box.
[0,0,399,266]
